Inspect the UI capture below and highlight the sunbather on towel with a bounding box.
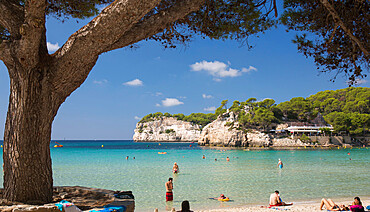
[319,197,364,211]
[319,198,349,211]
[269,190,293,207]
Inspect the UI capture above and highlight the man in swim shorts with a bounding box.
[165,178,173,201]
[269,190,292,207]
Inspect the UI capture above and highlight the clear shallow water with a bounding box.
[0,140,369,212]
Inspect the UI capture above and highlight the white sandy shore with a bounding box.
[195,197,370,212]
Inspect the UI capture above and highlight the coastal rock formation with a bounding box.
[246,131,272,147]
[198,112,248,146]
[272,137,306,146]
[133,117,201,142]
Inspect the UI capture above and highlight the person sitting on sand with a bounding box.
[319,198,349,211]
[172,162,179,173]
[349,197,364,212]
[269,190,292,207]
[177,200,193,212]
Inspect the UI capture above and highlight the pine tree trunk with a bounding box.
[3,66,57,204]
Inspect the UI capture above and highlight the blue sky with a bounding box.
[0,8,368,140]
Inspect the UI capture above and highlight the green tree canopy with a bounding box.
[281,0,369,84]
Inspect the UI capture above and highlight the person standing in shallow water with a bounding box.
[277,158,283,168]
[173,162,179,174]
[165,178,174,201]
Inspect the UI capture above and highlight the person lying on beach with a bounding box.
[320,197,364,211]
[319,198,349,211]
[269,190,293,207]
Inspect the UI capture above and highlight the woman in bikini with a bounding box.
[319,197,364,211]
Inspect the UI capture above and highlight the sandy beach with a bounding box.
[195,197,370,212]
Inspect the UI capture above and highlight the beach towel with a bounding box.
[89,206,125,212]
[104,204,126,212]
[55,200,82,212]
[269,207,290,211]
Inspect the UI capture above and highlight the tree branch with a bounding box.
[52,0,161,99]
[0,0,24,38]
[320,0,369,56]
[15,0,47,70]
[105,0,206,52]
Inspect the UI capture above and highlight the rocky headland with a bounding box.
[197,113,308,147]
[133,114,368,148]
[133,117,201,142]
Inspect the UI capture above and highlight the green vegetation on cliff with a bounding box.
[139,112,216,127]
[139,87,370,135]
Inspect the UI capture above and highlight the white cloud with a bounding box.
[134,116,141,120]
[242,66,258,73]
[213,78,222,82]
[161,98,184,107]
[190,61,257,79]
[177,96,187,99]
[47,42,60,52]
[155,103,161,107]
[355,79,367,85]
[155,92,163,96]
[204,106,216,112]
[123,79,143,86]
[346,79,368,85]
[93,79,108,85]
[202,94,213,99]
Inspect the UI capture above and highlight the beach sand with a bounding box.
[195,197,370,212]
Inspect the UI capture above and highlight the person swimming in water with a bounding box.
[210,194,229,201]
[277,158,283,168]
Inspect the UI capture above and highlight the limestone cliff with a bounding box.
[133,117,201,142]
[197,112,308,147]
[198,112,247,146]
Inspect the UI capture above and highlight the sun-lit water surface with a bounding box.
[0,140,369,211]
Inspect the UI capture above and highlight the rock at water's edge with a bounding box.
[198,112,247,147]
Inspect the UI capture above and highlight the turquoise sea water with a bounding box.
[0,140,369,211]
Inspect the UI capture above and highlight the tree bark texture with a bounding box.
[3,65,57,204]
[0,0,206,203]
